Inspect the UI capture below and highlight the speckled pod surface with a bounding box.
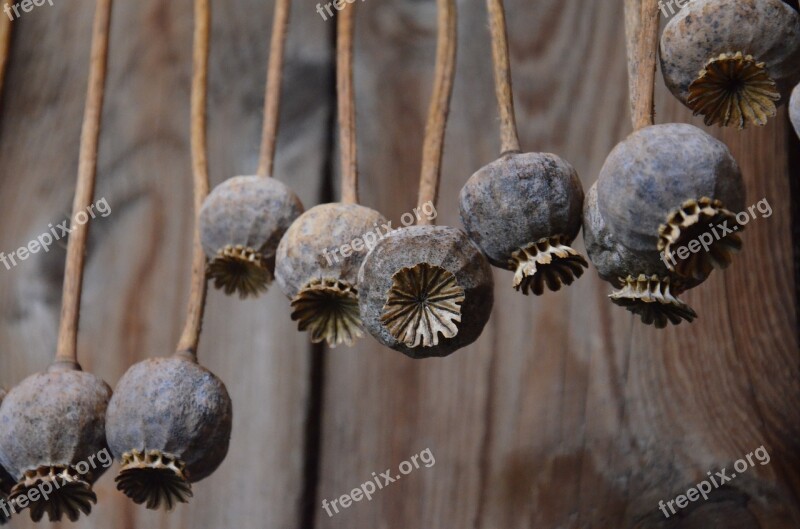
[106,356,232,484]
[199,175,303,297]
[0,369,111,481]
[660,0,800,126]
[583,182,659,288]
[585,124,745,327]
[460,152,588,295]
[585,182,703,328]
[200,176,303,261]
[275,202,387,299]
[791,83,800,137]
[0,367,111,522]
[358,225,494,359]
[459,152,584,267]
[591,123,744,282]
[275,202,388,347]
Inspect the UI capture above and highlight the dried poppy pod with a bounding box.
[460,152,587,295]
[199,175,303,298]
[584,184,699,327]
[791,83,800,137]
[584,123,745,327]
[106,354,232,510]
[275,202,387,347]
[358,225,494,358]
[660,0,800,129]
[0,364,111,522]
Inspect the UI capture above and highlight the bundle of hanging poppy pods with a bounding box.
[205,0,800,347]
[1,0,800,524]
[0,0,233,522]
[0,0,118,522]
[585,0,799,327]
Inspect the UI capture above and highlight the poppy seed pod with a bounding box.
[460,152,587,295]
[584,123,745,327]
[106,355,232,510]
[199,176,303,298]
[275,202,387,347]
[0,365,111,522]
[358,225,494,358]
[660,0,800,128]
[791,83,800,138]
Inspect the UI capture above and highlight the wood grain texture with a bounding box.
[0,1,797,528]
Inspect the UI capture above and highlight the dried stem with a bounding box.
[337,1,358,204]
[486,0,520,155]
[625,0,660,131]
[256,0,291,177]
[417,0,457,224]
[176,0,211,359]
[54,0,112,368]
[623,0,640,123]
[0,9,11,105]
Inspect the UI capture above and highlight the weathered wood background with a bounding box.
[0,0,798,528]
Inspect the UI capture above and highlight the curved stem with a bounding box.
[256,0,291,178]
[176,0,211,360]
[0,8,11,105]
[54,0,112,368]
[625,0,660,131]
[417,0,457,224]
[486,0,520,155]
[337,1,358,204]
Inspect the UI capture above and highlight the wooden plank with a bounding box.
[0,0,330,527]
[0,0,798,527]
[315,0,800,528]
